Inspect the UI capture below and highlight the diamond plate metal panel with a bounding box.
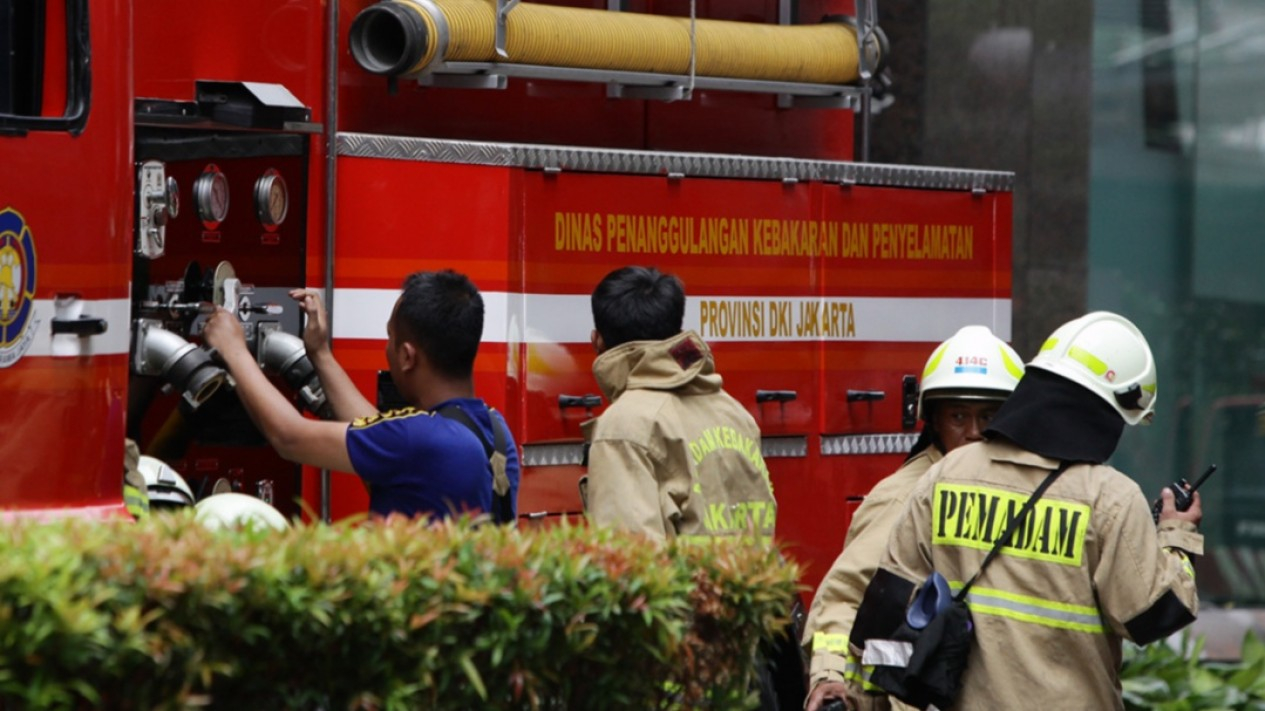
[337,133,1014,192]
[523,438,808,463]
[762,436,808,458]
[522,443,587,467]
[821,432,919,456]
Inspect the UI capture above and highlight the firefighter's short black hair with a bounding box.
[591,266,685,349]
[395,270,483,380]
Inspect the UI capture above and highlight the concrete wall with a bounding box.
[869,0,1094,360]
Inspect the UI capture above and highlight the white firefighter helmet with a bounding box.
[1027,311,1156,425]
[137,455,196,509]
[918,325,1025,419]
[195,492,290,532]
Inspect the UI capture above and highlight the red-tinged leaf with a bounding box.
[410,609,441,630]
[510,669,525,700]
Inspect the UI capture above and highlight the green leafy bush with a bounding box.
[0,515,800,710]
[1122,630,1265,710]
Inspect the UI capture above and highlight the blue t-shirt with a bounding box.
[345,398,520,521]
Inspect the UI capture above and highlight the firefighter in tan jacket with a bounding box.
[804,326,1025,711]
[583,266,775,541]
[849,312,1203,710]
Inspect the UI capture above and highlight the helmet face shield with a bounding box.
[137,455,196,508]
[148,488,195,509]
[1027,311,1156,425]
[917,325,1025,419]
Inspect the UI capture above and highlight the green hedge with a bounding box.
[0,515,800,710]
[1122,630,1265,710]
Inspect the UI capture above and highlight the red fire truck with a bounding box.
[0,0,1012,594]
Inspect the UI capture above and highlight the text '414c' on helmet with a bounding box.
[918,325,1025,419]
[1026,311,1156,425]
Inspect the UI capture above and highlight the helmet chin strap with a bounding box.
[904,425,943,461]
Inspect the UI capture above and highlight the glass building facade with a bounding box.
[872,0,1265,652]
[1093,0,1265,612]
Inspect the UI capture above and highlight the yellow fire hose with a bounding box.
[350,0,883,85]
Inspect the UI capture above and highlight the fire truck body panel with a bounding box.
[0,0,132,516]
[133,2,328,126]
[330,133,1012,588]
[1,0,1012,597]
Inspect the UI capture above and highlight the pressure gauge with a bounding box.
[193,164,230,227]
[253,169,289,228]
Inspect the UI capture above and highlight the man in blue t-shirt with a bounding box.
[204,270,519,522]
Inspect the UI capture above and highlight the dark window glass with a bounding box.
[0,0,89,134]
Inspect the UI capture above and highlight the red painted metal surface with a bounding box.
[320,157,518,520]
[133,1,327,125]
[2,0,1014,616]
[0,1,132,515]
[327,153,1012,596]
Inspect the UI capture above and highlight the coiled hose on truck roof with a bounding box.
[349,0,885,85]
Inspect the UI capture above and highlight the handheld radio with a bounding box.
[1151,464,1216,523]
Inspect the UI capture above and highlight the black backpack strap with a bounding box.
[956,460,1072,601]
[436,405,494,457]
[486,413,515,525]
[435,404,515,525]
[490,411,508,460]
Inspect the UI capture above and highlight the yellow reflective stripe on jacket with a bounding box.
[812,633,883,691]
[1175,551,1196,579]
[953,582,1105,633]
[123,484,149,519]
[813,631,849,653]
[845,657,883,692]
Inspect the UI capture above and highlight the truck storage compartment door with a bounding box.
[818,183,1012,445]
[0,0,131,517]
[801,178,1012,585]
[519,168,820,520]
[332,152,517,522]
[130,133,311,520]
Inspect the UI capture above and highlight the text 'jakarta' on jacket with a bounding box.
[585,330,776,542]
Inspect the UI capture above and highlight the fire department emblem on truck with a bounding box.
[0,208,38,368]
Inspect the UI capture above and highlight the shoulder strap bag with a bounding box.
[868,460,1073,710]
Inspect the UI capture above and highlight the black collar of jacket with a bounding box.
[984,367,1124,464]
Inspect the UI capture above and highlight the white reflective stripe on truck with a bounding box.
[332,288,1012,344]
[17,298,131,358]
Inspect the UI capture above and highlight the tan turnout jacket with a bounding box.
[585,331,776,541]
[802,447,942,711]
[851,439,1202,710]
